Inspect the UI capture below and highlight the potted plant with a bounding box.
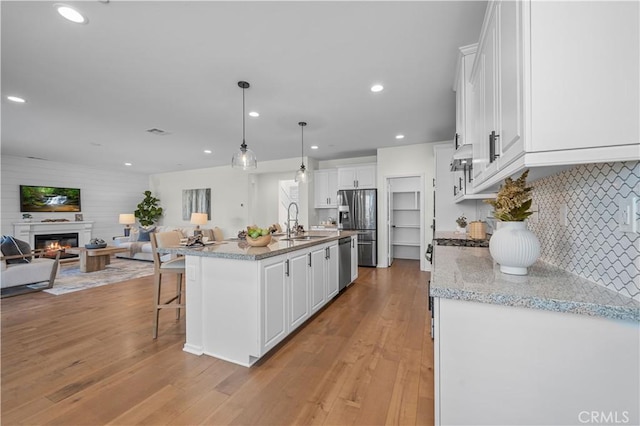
[134,190,163,227]
[484,170,540,275]
[455,215,467,233]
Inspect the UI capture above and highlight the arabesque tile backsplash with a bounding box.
[529,161,639,301]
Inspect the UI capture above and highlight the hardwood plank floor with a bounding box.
[1,259,433,425]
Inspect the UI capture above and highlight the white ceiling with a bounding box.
[1,1,486,175]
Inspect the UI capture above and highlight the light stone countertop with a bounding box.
[431,245,640,322]
[156,230,356,261]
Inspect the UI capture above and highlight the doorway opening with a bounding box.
[386,175,425,271]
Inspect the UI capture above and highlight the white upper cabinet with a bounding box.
[454,44,477,150]
[337,164,377,189]
[470,0,639,191]
[314,169,338,208]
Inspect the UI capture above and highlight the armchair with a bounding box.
[1,249,61,297]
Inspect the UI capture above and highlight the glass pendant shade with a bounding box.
[294,121,310,183]
[295,164,309,183]
[232,141,257,170]
[231,81,257,170]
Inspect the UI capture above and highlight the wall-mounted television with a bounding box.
[20,185,81,213]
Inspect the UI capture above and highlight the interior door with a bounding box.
[387,182,394,266]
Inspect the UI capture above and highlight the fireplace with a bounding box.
[34,233,79,259]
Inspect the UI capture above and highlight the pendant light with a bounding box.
[231,81,257,170]
[295,121,310,183]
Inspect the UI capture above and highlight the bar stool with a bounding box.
[150,231,185,339]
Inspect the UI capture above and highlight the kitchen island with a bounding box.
[158,231,358,367]
[430,245,640,425]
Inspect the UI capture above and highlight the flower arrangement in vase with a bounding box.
[484,170,540,275]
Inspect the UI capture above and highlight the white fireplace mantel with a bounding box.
[13,221,94,247]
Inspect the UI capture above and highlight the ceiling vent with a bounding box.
[146,128,170,135]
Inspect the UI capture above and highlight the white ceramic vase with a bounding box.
[489,221,540,275]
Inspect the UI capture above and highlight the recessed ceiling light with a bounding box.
[7,96,26,103]
[204,149,212,154]
[249,111,260,117]
[311,145,319,150]
[395,134,405,140]
[55,4,87,24]
[124,162,132,166]
[370,84,384,93]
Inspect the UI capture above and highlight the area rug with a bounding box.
[43,258,154,295]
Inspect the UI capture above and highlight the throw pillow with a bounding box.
[0,236,32,264]
[137,226,156,242]
[213,227,224,241]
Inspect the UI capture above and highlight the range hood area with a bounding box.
[450,144,473,171]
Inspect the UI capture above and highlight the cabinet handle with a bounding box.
[308,252,312,267]
[454,133,460,150]
[352,239,355,248]
[458,177,463,191]
[454,185,458,196]
[489,131,500,163]
[353,180,356,188]
[325,247,330,259]
[468,164,473,183]
[285,259,290,277]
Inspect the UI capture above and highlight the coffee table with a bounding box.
[64,246,129,273]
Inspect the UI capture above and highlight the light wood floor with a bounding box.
[1,259,434,425]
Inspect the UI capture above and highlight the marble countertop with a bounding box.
[157,230,356,261]
[431,245,640,322]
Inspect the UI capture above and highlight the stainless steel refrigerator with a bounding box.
[337,189,377,267]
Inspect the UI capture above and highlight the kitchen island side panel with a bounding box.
[185,255,261,366]
[436,297,640,425]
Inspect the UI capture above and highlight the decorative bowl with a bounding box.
[85,243,107,249]
[245,234,272,247]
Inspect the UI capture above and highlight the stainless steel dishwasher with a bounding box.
[339,237,351,292]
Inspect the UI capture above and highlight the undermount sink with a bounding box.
[279,235,327,241]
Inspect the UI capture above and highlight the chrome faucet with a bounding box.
[286,202,299,238]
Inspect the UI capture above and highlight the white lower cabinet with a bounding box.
[260,255,288,353]
[434,297,640,425]
[350,235,358,282]
[326,243,339,299]
[288,251,310,332]
[310,246,326,314]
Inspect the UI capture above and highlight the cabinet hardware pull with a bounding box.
[454,185,458,196]
[454,133,460,150]
[458,177,463,191]
[285,259,290,277]
[308,252,312,267]
[489,131,500,163]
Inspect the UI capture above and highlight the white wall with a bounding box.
[1,155,149,242]
[377,143,443,270]
[149,156,311,239]
[318,155,377,169]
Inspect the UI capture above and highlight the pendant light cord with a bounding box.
[242,86,246,145]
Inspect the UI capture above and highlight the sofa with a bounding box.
[113,226,224,262]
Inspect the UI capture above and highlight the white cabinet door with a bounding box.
[350,235,358,282]
[337,165,376,189]
[314,170,330,208]
[326,170,338,206]
[496,0,524,169]
[326,243,339,299]
[354,165,376,189]
[310,247,326,313]
[261,257,287,352]
[288,251,310,331]
[314,170,338,208]
[337,167,358,189]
